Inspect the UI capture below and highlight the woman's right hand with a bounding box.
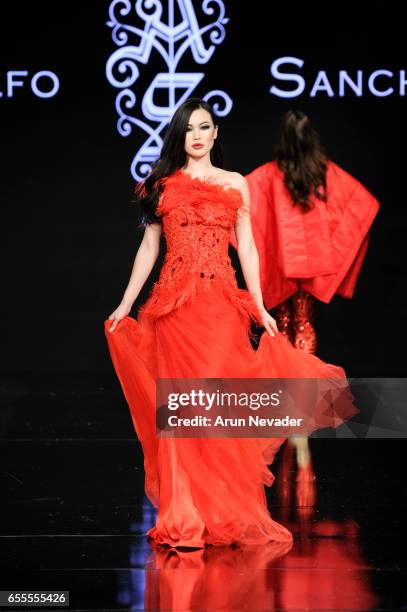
[107,301,132,332]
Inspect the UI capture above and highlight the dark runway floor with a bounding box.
[1,374,406,611]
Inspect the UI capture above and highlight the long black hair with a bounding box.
[135,98,224,224]
[275,110,328,211]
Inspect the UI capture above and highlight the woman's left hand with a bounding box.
[259,308,279,337]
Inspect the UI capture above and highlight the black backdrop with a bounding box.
[1,1,406,377]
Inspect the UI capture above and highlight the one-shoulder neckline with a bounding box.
[174,169,244,203]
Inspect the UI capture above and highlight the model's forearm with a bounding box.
[122,241,160,307]
[237,242,265,311]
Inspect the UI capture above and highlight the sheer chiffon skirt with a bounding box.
[104,284,355,548]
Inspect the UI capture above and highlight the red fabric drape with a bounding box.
[232,161,380,308]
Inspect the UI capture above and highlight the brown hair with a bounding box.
[275,110,328,211]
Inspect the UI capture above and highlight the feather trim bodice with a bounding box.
[138,170,262,328]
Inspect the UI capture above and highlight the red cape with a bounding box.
[232,161,379,309]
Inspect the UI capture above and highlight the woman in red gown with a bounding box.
[104,99,356,549]
[238,111,379,484]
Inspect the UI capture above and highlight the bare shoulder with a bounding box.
[214,169,247,189]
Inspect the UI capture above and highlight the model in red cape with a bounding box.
[242,110,380,354]
[238,110,379,487]
[103,99,356,549]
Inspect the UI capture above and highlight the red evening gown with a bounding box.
[104,170,357,549]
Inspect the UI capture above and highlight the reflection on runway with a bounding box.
[117,443,379,610]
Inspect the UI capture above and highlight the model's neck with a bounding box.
[183,156,214,176]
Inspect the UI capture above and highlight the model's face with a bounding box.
[184,108,218,158]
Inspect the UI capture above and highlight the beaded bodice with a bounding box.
[159,171,240,288]
[138,170,262,327]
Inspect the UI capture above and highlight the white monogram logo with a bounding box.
[106,0,232,180]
